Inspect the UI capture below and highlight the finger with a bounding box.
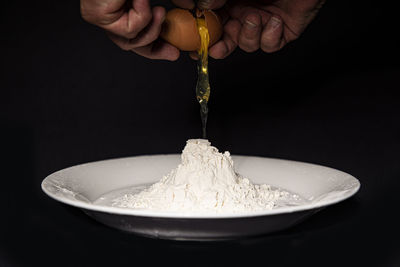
[227,4,271,27]
[131,0,151,15]
[198,0,227,10]
[171,0,195,9]
[209,19,240,59]
[238,12,262,52]
[260,16,285,53]
[102,0,152,39]
[80,0,126,25]
[132,40,180,61]
[109,7,165,50]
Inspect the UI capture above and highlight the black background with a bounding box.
[1,0,400,266]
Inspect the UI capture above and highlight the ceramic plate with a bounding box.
[41,155,360,241]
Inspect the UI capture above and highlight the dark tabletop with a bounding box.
[1,0,399,266]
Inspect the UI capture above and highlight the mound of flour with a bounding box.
[112,139,287,214]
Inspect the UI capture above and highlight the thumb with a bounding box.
[198,0,227,10]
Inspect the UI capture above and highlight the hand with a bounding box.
[179,0,325,59]
[209,0,326,59]
[80,0,180,60]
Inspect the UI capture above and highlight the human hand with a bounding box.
[208,0,326,59]
[174,0,325,59]
[80,0,325,60]
[80,0,180,60]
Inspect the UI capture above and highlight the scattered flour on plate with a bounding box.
[112,139,289,214]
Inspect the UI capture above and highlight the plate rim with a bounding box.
[41,154,361,219]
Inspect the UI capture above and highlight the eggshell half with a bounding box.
[160,8,223,51]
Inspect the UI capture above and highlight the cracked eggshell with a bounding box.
[160,8,223,51]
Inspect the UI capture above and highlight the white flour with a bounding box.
[112,139,288,214]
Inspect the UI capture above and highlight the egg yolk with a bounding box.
[195,15,210,103]
[196,16,210,74]
[195,14,211,139]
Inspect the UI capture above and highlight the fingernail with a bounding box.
[245,19,258,28]
[269,17,281,29]
[198,0,212,9]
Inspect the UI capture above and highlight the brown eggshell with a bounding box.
[160,8,223,51]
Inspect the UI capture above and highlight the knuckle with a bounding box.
[124,15,152,39]
[125,27,138,39]
[138,12,152,27]
[123,30,138,40]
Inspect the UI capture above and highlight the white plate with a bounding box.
[41,155,360,240]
